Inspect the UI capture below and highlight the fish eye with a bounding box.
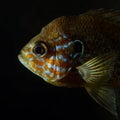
[33,41,48,57]
[74,40,84,57]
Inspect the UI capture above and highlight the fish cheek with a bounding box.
[28,56,44,75]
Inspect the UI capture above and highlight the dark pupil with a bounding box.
[33,43,45,55]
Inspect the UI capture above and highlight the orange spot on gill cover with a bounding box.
[44,64,49,70]
[45,58,55,64]
[55,71,61,75]
[55,71,66,77]
[49,68,55,73]
[58,60,70,67]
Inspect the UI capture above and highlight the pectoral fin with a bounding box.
[76,53,117,84]
[76,53,118,117]
[85,84,118,116]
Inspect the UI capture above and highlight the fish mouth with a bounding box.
[18,51,47,80]
[18,51,33,72]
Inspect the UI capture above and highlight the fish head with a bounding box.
[18,23,84,82]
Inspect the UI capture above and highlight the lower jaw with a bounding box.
[18,54,29,69]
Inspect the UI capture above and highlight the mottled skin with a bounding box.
[36,11,120,87]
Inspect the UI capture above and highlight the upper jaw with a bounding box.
[18,53,30,70]
[18,48,32,71]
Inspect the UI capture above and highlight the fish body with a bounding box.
[18,9,120,118]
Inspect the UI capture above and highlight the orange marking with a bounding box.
[26,54,34,58]
[56,71,62,75]
[56,39,69,46]
[49,68,64,76]
[45,58,69,71]
[45,74,53,79]
[31,61,43,72]
[35,67,43,72]
[49,68,55,73]
[33,60,43,66]
[57,60,69,67]
[45,58,55,64]
[44,64,49,70]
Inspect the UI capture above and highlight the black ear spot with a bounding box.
[74,40,84,57]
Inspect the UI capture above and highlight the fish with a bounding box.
[18,9,120,118]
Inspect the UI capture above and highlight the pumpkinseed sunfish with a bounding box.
[18,9,120,118]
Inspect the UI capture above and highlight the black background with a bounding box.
[1,0,120,120]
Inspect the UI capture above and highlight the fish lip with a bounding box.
[18,53,37,77]
[18,52,32,71]
[18,53,30,70]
